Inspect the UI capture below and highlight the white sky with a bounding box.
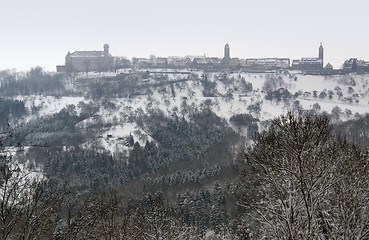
[1,0,368,71]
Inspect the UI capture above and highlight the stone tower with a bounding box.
[104,44,109,54]
[319,43,324,66]
[224,43,230,60]
[222,43,231,65]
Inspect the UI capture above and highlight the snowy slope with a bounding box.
[15,70,369,153]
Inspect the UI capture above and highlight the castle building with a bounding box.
[343,58,369,72]
[292,43,324,72]
[64,44,114,73]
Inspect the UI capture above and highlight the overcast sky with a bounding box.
[1,0,368,71]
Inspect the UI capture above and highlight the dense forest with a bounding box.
[1,68,369,239]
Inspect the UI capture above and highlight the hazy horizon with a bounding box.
[1,0,369,71]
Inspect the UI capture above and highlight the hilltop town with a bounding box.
[3,42,369,240]
[56,43,369,75]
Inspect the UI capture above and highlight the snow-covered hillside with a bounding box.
[14,70,369,153]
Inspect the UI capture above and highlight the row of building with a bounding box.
[56,44,369,74]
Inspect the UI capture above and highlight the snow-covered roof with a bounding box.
[68,51,113,58]
[207,57,221,64]
[246,58,290,64]
[193,58,208,64]
[324,63,333,69]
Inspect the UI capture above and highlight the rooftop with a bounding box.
[68,51,112,58]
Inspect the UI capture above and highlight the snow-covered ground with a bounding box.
[99,123,153,154]
[13,71,369,153]
[15,95,85,120]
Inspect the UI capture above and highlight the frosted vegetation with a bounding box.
[1,67,369,238]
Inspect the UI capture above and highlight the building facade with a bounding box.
[245,58,290,70]
[343,58,369,72]
[65,44,114,73]
[292,44,324,72]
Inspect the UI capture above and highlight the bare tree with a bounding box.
[0,151,29,239]
[0,132,61,240]
[239,112,369,239]
[331,141,369,238]
[132,194,201,240]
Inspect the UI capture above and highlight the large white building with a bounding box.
[245,58,290,69]
[58,44,114,73]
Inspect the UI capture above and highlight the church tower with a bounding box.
[222,43,231,65]
[104,44,110,54]
[224,43,230,60]
[319,43,324,66]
